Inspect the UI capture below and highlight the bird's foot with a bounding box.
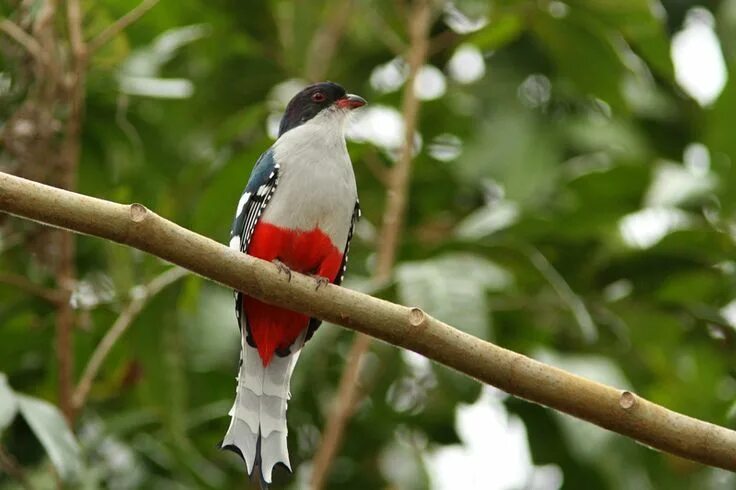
[309,274,330,291]
[272,259,292,282]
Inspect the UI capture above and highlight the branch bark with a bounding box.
[311,2,432,486]
[3,174,736,472]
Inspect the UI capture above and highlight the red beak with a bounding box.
[337,94,367,110]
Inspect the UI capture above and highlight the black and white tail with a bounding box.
[222,330,305,485]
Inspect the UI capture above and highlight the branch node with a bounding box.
[129,203,148,222]
[620,390,636,410]
[409,307,426,328]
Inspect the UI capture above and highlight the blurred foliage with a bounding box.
[2,0,736,488]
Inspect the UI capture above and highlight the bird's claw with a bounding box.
[310,274,330,291]
[272,259,292,282]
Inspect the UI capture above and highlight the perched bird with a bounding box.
[221,82,365,485]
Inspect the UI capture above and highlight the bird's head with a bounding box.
[278,82,366,137]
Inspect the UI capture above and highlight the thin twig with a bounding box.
[373,1,430,283]
[72,267,189,411]
[427,29,460,57]
[522,245,598,343]
[366,9,406,56]
[0,443,34,490]
[0,272,64,304]
[305,0,354,81]
[309,333,371,488]
[65,0,86,62]
[54,232,75,425]
[88,0,160,55]
[2,171,736,471]
[0,18,46,65]
[31,0,60,80]
[310,1,433,487]
[361,151,391,187]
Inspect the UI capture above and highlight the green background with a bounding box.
[2,0,736,488]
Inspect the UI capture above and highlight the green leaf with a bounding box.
[459,108,562,207]
[566,0,674,79]
[531,10,628,110]
[17,394,83,482]
[466,12,522,50]
[456,200,520,240]
[396,253,513,339]
[0,373,18,432]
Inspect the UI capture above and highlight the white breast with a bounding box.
[261,108,357,250]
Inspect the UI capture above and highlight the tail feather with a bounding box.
[222,328,305,484]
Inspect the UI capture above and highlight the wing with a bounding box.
[305,200,360,341]
[230,149,280,335]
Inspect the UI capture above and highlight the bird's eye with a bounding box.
[312,92,326,102]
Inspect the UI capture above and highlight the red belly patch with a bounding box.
[243,222,343,366]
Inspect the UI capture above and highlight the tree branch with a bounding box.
[311,2,432,486]
[72,266,189,412]
[88,0,160,55]
[65,0,86,62]
[0,272,64,304]
[523,245,598,342]
[305,0,354,81]
[0,443,34,490]
[56,0,88,428]
[0,18,46,66]
[1,171,736,471]
[310,332,372,489]
[373,0,430,283]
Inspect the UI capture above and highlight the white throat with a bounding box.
[275,106,350,154]
[263,106,358,249]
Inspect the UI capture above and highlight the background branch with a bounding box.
[523,245,598,342]
[0,19,46,65]
[310,2,432,487]
[88,0,160,55]
[71,267,189,413]
[0,272,64,304]
[305,0,354,81]
[3,149,736,473]
[0,443,34,490]
[56,0,87,426]
[65,0,85,62]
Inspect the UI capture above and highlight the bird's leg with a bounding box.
[309,274,330,291]
[272,258,292,282]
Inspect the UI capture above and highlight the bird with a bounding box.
[221,82,365,486]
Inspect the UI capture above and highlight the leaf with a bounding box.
[120,24,211,77]
[466,11,522,50]
[396,253,513,339]
[17,394,83,482]
[456,200,520,240]
[704,71,736,212]
[458,108,562,207]
[718,0,736,63]
[566,0,674,79]
[644,162,717,207]
[0,373,18,432]
[531,10,628,110]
